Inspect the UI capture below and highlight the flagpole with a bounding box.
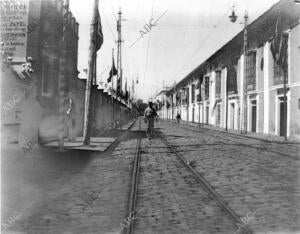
[111,48,115,123]
[116,8,124,99]
[83,0,99,145]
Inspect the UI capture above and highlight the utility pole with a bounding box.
[282,32,289,141]
[229,7,248,134]
[198,78,200,128]
[116,8,124,98]
[240,11,248,134]
[83,0,99,145]
[173,81,176,120]
[283,59,288,141]
[58,0,69,150]
[225,77,229,131]
[111,48,115,122]
[202,78,205,127]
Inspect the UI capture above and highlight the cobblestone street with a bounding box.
[2,119,299,233]
[158,120,300,233]
[2,0,300,233]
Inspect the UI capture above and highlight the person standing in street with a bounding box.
[66,92,76,142]
[144,101,158,139]
[176,112,181,124]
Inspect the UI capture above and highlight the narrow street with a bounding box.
[1,0,300,233]
[2,119,299,234]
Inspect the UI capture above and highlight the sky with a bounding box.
[69,0,279,101]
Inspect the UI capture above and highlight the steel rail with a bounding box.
[178,123,298,160]
[123,118,142,234]
[178,121,300,145]
[156,131,253,234]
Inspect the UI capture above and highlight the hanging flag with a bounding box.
[124,78,129,101]
[270,14,289,67]
[276,32,289,71]
[212,100,218,112]
[270,13,289,72]
[124,90,129,101]
[107,53,117,83]
[132,79,135,93]
[117,78,121,96]
[94,6,103,52]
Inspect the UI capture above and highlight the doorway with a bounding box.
[279,97,287,137]
[216,104,221,126]
[206,106,209,124]
[251,102,257,132]
[192,107,195,122]
[186,106,189,121]
[230,103,235,129]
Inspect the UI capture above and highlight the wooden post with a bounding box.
[83,0,99,145]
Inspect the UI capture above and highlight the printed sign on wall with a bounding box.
[0,0,29,60]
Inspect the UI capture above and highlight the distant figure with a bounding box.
[176,112,181,124]
[66,92,76,142]
[144,102,158,138]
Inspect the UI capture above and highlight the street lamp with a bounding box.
[229,5,237,23]
[229,6,248,134]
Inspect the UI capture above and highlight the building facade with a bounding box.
[1,0,133,144]
[159,0,300,140]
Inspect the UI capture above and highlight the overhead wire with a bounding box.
[142,3,155,88]
[123,40,131,83]
[170,9,231,84]
[100,8,116,41]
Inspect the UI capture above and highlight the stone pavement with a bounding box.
[1,121,138,234]
[158,120,300,234]
[2,118,299,233]
[133,137,236,234]
[177,120,300,144]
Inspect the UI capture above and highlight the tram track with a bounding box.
[123,119,142,234]
[156,131,253,234]
[123,118,252,234]
[177,122,299,160]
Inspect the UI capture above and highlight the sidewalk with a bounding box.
[42,137,116,152]
[164,119,300,144]
[42,119,136,152]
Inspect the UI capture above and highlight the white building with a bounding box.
[160,0,300,140]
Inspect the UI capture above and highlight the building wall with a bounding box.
[163,23,300,140]
[289,23,300,137]
[32,0,81,142]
